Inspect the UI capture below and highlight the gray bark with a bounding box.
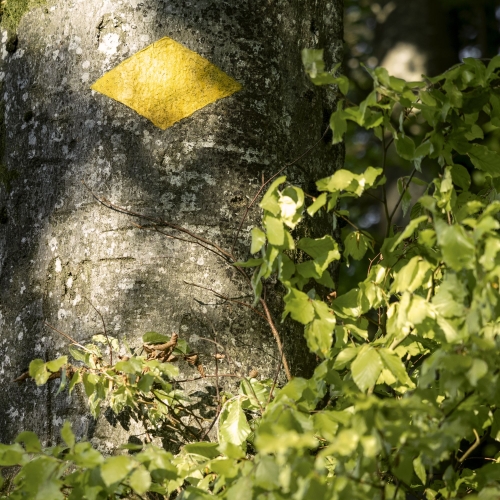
[0,0,343,449]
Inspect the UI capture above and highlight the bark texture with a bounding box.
[0,0,343,449]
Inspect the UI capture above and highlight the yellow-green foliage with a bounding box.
[0,0,46,32]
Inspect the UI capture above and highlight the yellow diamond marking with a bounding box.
[91,37,242,130]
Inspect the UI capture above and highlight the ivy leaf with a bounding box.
[351,347,383,392]
[219,398,251,446]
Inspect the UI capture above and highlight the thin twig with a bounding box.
[200,319,222,440]
[174,374,240,383]
[260,299,291,381]
[458,429,481,463]
[44,322,94,355]
[230,126,331,253]
[82,181,234,262]
[387,167,417,225]
[83,297,113,366]
[184,281,267,320]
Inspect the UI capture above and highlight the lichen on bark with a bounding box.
[0,0,46,33]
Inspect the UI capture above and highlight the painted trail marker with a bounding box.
[91,37,242,130]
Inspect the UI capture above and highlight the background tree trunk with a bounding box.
[0,0,343,449]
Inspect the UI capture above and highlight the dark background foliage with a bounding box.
[339,0,500,294]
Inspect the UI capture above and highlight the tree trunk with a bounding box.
[0,0,343,449]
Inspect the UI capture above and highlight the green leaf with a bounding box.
[379,349,415,388]
[69,346,86,362]
[0,443,25,466]
[330,103,348,144]
[137,374,155,393]
[344,231,373,261]
[297,235,340,263]
[304,301,336,357]
[451,163,471,190]
[331,289,361,319]
[333,346,359,370]
[467,359,488,387]
[219,398,251,446]
[250,227,266,254]
[467,144,500,178]
[435,219,475,271]
[29,359,50,386]
[413,454,427,485]
[301,48,326,77]
[68,371,82,394]
[254,456,281,490]
[263,215,285,247]
[142,331,170,344]
[391,256,433,294]
[46,356,68,373]
[283,288,314,324]
[307,192,328,216]
[61,421,75,449]
[184,442,220,459]
[100,455,134,487]
[15,431,41,453]
[317,167,382,196]
[414,140,434,171]
[395,135,415,160]
[129,466,151,495]
[234,258,264,268]
[115,357,143,374]
[260,176,286,215]
[390,215,427,251]
[351,347,383,392]
[397,177,412,217]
